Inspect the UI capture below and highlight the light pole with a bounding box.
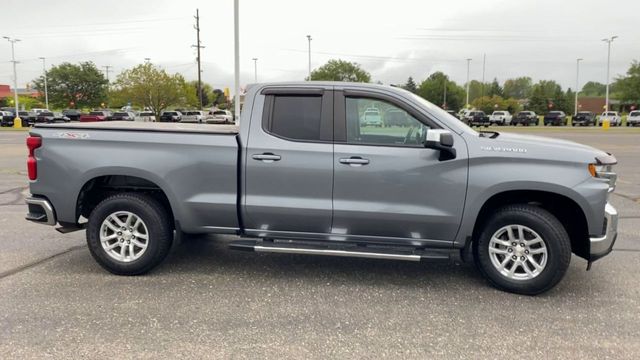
[575,58,583,116]
[144,58,151,63]
[252,58,258,82]
[38,57,49,109]
[306,35,312,80]
[4,37,20,120]
[465,58,472,108]
[233,0,240,122]
[602,36,617,112]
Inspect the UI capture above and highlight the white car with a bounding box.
[181,110,206,123]
[136,111,155,122]
[207,110,234,124]
[626,110,640,127]
[599,111,622,126]
[489,111,512,126]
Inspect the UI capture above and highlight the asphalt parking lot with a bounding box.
[1,127,639,359]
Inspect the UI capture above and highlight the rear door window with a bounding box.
[269,95,323,141]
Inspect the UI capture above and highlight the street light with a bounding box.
[306,35,312,81]
[252,58,258,82]
[3,36,21,121]
[602,36,618,112]
[465,58,472,108]
[144,57,151,63]
[39,57,49,109]
[575,58,583,116]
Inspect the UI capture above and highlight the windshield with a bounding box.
[113,112,129,116]
[603,112,616,116]
[89,112,104,116]
[630,111,640,116]
[213,111,227,115]
[140,112,153,116]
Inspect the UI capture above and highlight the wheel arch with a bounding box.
[465,189,590,260]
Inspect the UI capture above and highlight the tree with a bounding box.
[471,95,521,114]
[581,81,606,96]
[402,77,418,93]
[32,61,108,109]
[503,77,533,99]
[613,60,640,105]
[309,59,371,82]
[189,81,216,108]
[487,78,503,97]
[417,72,466,111]
[112,63,194,120]
[211,89,226,106]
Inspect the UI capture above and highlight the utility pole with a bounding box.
[306,35,312,80]
[102,65,112,83]
[602,36,617,112]
[3,37,20,120]
[575,58,583,116]
[443,77,447,109]
[234,0,240,122]
[252,58,258,82]
[481,54,486,109]
[465,58,472,108]
[192,8,205,110]
[39,57,49,110]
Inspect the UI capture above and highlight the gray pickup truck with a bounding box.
[25,82,618,295]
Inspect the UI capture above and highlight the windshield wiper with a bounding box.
[479,131,499,139]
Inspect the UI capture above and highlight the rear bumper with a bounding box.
[589,202,618,261]
[25,197,57,226]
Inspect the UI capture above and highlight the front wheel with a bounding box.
[86,193,173,275]
[473,204,571,295]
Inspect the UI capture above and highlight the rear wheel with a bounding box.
[473,204,571,295]
[86,193,173,275]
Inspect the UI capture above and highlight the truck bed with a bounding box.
[35,121,239,134]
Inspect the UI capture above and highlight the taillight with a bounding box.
[26,136,42,180]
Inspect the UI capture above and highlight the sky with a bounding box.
[2,0,639,95]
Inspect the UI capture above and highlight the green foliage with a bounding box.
[112,63,193,119]
[613,60,640,104]
[503,77,533,99]
[471,95,521,114]
[487,78,503,97]
[417,72,466,111]
[526,80,570,114]
[2,95,45,110]
[402,77,418,93]
[581,81,606,96]
[31,61,108,109]
[309,59,371,82]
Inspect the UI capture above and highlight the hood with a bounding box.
[474,132,608,164]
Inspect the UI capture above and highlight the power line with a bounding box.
[102,65,112,82]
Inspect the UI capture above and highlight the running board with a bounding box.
[229,239,450,262]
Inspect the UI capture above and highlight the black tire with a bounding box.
[473,204,571,295]
[86,193,173,275]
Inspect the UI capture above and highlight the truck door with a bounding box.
[331,90,468,245]
[243,87,334,237]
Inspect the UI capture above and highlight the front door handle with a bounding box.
[339,157,370,166]
[252,153,281,162]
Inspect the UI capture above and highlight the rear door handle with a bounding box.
[252,153,281,162]
[339,157,370,166]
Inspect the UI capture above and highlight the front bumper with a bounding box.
[589,202,618,261]
[25,197,57,226]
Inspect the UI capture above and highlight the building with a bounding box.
[577,96,621,113]
[0,84,39,100]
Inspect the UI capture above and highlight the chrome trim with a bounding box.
[254,245,422,261]
[590,203,618,256]
[25,197,56,226]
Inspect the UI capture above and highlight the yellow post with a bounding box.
[602,119,610,130]
[12,116,22,128]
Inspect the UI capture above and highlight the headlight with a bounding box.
[589,163,617,193]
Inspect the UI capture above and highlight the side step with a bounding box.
[229,239,450,262]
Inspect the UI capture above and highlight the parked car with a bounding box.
[385,109,413,127]
[1,110,32,126]
[35,111,69,124]
[512,111,538,126]
[80,111,112,122]
[599,112,622,126]
[572,111,596,126]
[627,110,640,127]
[159,111,182,122]
[181,110,206,123]
[62,109,83,121]
[544,111,567,126]
[110,112,136,121]
[26,81,618,295]
[465,111,490,127]
[361,107,383,127]
[458,109,471,121]
[136,111,155,122]
[445,110,458,119]
[489,111,512,126]
[206,110,233,124]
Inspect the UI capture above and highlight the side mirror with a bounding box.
[425,129,456,161]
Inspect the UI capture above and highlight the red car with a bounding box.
[79,110,111,122]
